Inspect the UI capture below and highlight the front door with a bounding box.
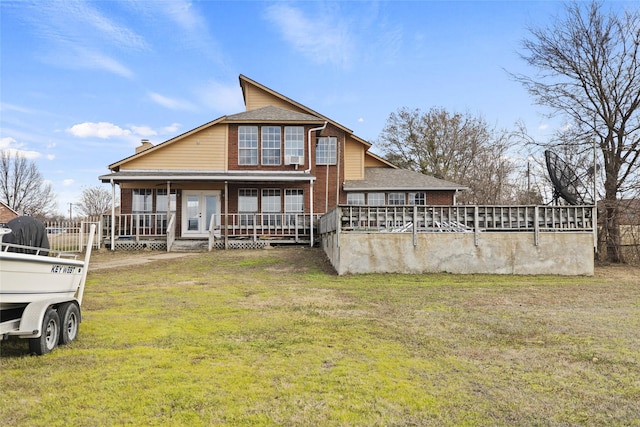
[182,191,220,237]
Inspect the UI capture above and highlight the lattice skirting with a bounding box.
[210,240,267,250]
[113,241,167,251]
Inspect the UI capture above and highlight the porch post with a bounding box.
[110,178,115,251]
[224,181,229,250]
[309,179,314,247]
[167,181,171,217]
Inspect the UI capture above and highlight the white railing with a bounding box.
[225,213,321,242]
[102,213,169,239]
[43,220,101,252]
[208,213,221,251]
[102,213,321,244]
[166,214,176,252]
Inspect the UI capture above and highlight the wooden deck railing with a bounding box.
[319,205,595,246]
[328,205,593,232]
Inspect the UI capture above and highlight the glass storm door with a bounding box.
[182,191,220,237]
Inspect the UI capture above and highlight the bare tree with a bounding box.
[77,186,113,217]
[514,1,640,262]
[0,151,56,218]
[377,107,518,204]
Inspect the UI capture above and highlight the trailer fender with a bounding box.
[13,298,80,338]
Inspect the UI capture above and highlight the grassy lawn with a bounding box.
[1,248,639,426]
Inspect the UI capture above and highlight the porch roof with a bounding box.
[343,167,468,192]
[99,170,316,184]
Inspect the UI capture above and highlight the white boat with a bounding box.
[0,239,88,308]
[1,221,95,355]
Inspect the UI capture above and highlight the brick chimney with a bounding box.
[136,139,153,153]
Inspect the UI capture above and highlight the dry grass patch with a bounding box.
[1,248,639,426]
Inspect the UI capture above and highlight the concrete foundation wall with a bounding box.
[321,232,594,276]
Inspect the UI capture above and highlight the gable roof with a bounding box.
[107,116,226,170]
[343,168,468,192]
[238,75,374,145]
[225,105,325,123]
[0,201,18,214]
[104,75,394,172]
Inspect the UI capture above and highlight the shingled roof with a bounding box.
[225,106,325,123]
[343,167,467,191]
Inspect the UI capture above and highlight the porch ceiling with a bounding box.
[99,170,316,184]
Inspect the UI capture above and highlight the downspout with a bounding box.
[305,122,327,173]
[110,178,115,251]
[336,137,341,208]
[306,122,327,247]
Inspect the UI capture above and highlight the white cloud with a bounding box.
[0,137,17,149]
[162,123,181,134]
[196,81,244,113]
[131,125,157,137]
[46,154,56,161]
[358,118,365,123]
[67,122,131,139]
[538,124,548,131]
[79,49,134,79]
[264,4,354,69]
[148,92,196,111]
[63,179,75,186]
[21,1,145,78]
[0,137,41,159]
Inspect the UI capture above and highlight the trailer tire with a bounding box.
[58,302,80,345]
[28,308,60,355]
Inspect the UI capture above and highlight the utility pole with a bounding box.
[69,203,73,221]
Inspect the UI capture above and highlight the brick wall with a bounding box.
[0,205,18,224]
[426,191,456,205]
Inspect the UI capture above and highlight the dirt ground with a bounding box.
[88,251,196,271]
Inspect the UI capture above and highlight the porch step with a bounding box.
[171,239,208,252]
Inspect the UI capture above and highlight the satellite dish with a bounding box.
[545,150,589,205]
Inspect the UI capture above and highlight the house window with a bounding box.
[409,192,426,205]
[284,126,304,159]
[156,189,176,231]
[262,126,281,165]
[285,189,304,226]
[262,189,281,227]
[239,189,258,226]
[316,137,337,165]
[367,193,385,206]
[238,126,258,165]
[389,192,405,205]
[132,189,152,212]
[347,193,365,205]
[156,190,176,214]
[132,189,152,231]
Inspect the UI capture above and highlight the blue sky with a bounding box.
[0,1,625,215]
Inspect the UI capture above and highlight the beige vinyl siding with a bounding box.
[364,153,389,168]
[122,125,228,171]
[344,136,364,180]
[244,84,309,115]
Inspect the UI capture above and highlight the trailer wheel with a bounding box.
[28,308,60,355]
[58,302,80,345]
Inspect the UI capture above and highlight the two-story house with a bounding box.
[99,75,466,249]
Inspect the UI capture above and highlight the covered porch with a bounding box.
[99,170,319,250]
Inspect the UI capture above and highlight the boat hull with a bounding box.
[0,252,85,309]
